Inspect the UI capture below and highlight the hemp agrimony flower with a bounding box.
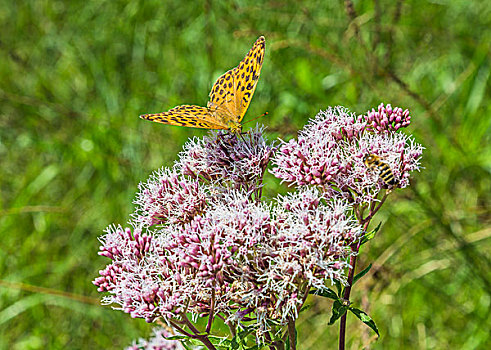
[176,125,274,193]
[126,328,184,350]
[95,104,423,350]
[132,168,208,227]
[271,105,423,204]
[366,103,412,133]
[95,188,362,335]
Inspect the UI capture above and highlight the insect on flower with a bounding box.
[363,154,397,187]
[140,36,266,134]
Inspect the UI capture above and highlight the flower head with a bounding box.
[94,189,362,333]
[271,107,361,187]
[126,328,185,350]
[92,225,165,322]
[326,131,424,204]
[164,189,360,332]
[132,168,208,227]
[176,125,274,191]
[271,105,423,204]
[95,103,423,345]
[366,103,411,133]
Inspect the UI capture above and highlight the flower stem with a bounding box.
[265,331,282,350]
[339,210,374,349]
[196,336,218,350]
[362,191,389,224]
[179,313,217,350]
[287,316,296,350]
[226,320,236,337]
[338,250,358,350]
[168,319,195,339]
[205,288,216,333]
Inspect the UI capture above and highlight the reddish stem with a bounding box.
[206,288,216,333]
[168,319,195,339]
[339,191,388,349]
[362,191,389,224]
[179,313,217,350]
[287,316,296,350]
[338,245,360,350]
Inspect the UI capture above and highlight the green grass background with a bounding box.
[1,0,490,349]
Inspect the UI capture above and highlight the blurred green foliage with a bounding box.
[0,0,490,349]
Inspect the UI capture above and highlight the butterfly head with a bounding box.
[228,120,243,134]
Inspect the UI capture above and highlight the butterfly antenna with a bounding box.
[243,112,269,125]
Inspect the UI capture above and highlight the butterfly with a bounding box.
[140,36,266,134]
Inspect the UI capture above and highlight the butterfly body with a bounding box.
[140,36,265,133]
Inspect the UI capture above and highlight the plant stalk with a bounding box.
[179,313,217,350]
[287,316,296,350]
[339,192,387,350]
[338,247,359,350]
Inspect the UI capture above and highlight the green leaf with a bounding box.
[334,279,343,296]
[361,222,382,245]
[349,307,380,336]
[328,300,349,325]
[181,342,193,350]
[353,263,372,285]
[231,334,244,349]
[165,335,188,341]
[310,287,339,300]
[215,345,233,350]
[237,330,248,338]
[231,336,240,349]
[230,328,256,349]
[188,338,204,346]
[205,336,233,349]
[299,303,312,313]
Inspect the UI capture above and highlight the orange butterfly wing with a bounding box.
[207,70,237,125]
[140,36,265,131]
[232,36,265,123]
[208,36,265,124]
[140,105,227,129]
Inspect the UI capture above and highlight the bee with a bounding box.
[363,154,397,186]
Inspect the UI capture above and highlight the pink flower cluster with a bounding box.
[270,107,362,188]
[93,226,164,322]
[271,105,423,204]
[126,328,184,350]
[94,187,362,330]
[366,103,411,133]
[176,126,274,191]
[94,104,423,344]
[132,168,207,227]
